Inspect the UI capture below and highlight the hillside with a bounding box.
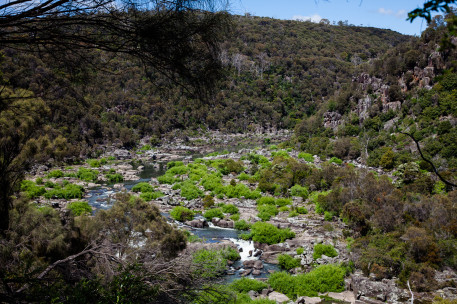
[0,16,408,157]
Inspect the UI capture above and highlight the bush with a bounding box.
[139,191,164,201]
[230,213,240,221]
[275,198,292,207]
[296,207,308,214]
[224,183,261,199]
[234,219,251,230]
[256,196,276,205]
[67,201,92,216]
[278,206,289,212]
[329,157,343,165]
[219,159,244,175]
[289,210,299,217]
[131,182,154,193]
[105,173,124,183]
[278,254,301,270]
[87,159,101,168]
[192,249,227,278]
[170,206,194,222]
[203,208,224,221]
[201,174,223,191]
[77,168,99,182]
[221,204,239,214]
[296,248,304,255]
[298,152,314,162]
[290,185,309,199]
[157,173,179,184]
[238,172,251,181]
[268,265,345,299]
[47,170,64,178]
[21,180,46,199]
[249,222,295,245]
[167,161,184,169]
[324,211,333,221]
[257,204,278,221]
[180,181,203,200]
[221,247,241,261]
[44,184,84,199]
[202,195,215,208]
[229,278,268,293]
[313,244,338,259]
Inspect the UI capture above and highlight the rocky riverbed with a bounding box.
[25,131,457,304]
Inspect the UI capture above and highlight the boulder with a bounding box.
[326,291,355,304]
[296,296,321,304]
[252,269,261,276]
[268,291,289,303]
[253,260,264,269]
[243,260,256,268]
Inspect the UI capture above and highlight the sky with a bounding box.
[228,0,437,36]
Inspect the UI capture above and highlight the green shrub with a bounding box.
[275,198,292,207]
[290,185,309,199]
[234,219,251,230]
[324,211,333,221]
[257,204,278,221]
[180,181,203,200]
[201,174,223,191]
[44,184,84,199]
[167,161,184,169]
[329,157,343,165]
[139,191,164,201]
[87,159,101,168]
[222,204,239,214]
[224,183,261,199]
[167,165,188,175]
[35,177,44,185]
[249,222,295,245]
[157,173,178,184]
[298,152,314,162]
[44,181,56,188]
[278,206,289,212]
[313,244,338,259]
[20,180,46,198]
[219,159,244,175]
[77,168,99,182]
[271,150,290,158]
[140,144,151,151]
[105,173,124,183]
[229,278,268,293]
[296,207,308,214]
[230,214,240,221]
[268,265,345,299]
[47,170,64,178]
[170,206,194,222]
[296,247,304,255]
[132,182,154,193]
[221,247,241,261]
[289,210,299,217]
[67,201,92,216]
[278,254,301,270]
[192,249,227,278]
[238,172,251,181]
[256,196,276,205]
[203,208,224,220]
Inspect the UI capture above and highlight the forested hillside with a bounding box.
[0,16,407,157]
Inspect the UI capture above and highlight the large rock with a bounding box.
[253,260,264,269]
[185,219,208,228]
[243,260,256,268]
[268,291,289,303]
[296,296,321,304]
[350,273,410,303]
[326,291,355,304]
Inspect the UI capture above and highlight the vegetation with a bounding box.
[278,254,301,270]
[67,201,92,216]
[268,265,346,298]
[170,206,194,222]
[247,222,295,245]
[203,208,224,221]
[313,244,339,260]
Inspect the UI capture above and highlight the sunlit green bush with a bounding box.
[170,206,194,222]
[68,201,92,216]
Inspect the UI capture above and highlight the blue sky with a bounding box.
[229,0,437,36]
